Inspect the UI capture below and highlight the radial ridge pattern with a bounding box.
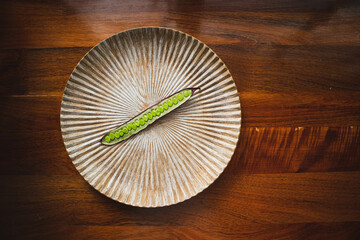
[61,27,241,207]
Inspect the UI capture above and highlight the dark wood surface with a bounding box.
[1,0,360,239]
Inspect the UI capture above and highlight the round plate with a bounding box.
[60,27,241,207]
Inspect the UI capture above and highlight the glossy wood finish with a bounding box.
[1,0,359,239]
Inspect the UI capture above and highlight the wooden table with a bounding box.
[1,0,360,239]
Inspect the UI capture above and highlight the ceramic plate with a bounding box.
[60,27,241,207]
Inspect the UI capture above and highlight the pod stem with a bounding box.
[189,87,200,94]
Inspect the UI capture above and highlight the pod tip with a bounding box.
[190,87,201,94]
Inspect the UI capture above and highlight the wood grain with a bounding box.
[3,224,360,240]
[1,0,360,49]
[1,0,360,238]
[3,45,360,97]
[1,127,359,175]
[2,172,360,238]
[1,45,359,127]
[2,94,359,129]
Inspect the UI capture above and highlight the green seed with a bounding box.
[167,99,173,107]
[109,133,115,140]
[140,119,145,125]
[148,112,153,120]
[156,109,161,116]
[105,136,110,143]
[184,89,191,97]
[178,93,184,101]
[143,114,148,121]
[115,132,120,138]
[172,97,178,105]
[151,110,157,117]
[127,124,132,130]
[123,128,128,134]
[163,102,169,110]
[119,130,124,137]
[135,120,140,126]
[159,105,164,112]
[132,124,137,130]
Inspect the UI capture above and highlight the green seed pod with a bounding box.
[101,88,199,145]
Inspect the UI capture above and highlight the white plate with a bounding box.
[60,27,241,207]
